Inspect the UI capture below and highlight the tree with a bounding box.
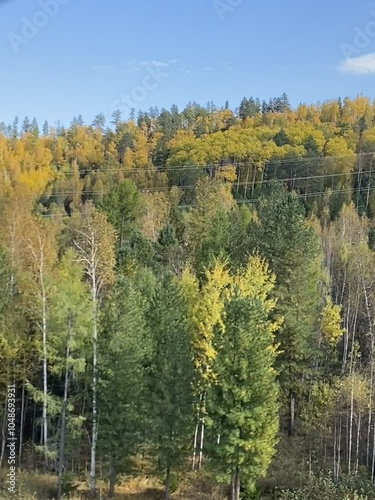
[148,278,195,500]
[48,250,91,499]
[181,262,231,470]
[98,277,150,497]
[208,259,279,498]
[11,116,19,138]
[21,215,58,460]
[31,118,39,138]
[71,202,116,496]
[42,120,49,136]
[140,192,170,243]
[100,180,140,248]
[250,185,321,435]
[22,116,31,134]
[92,113,106,132]
[111,110,122,128]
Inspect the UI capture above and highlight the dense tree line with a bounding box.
[2,96,375,499]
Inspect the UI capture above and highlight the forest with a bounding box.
[1,94,375,499]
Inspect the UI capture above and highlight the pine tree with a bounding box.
[148,278,195,500]
[251,185,321,435]
[11,116,19,138]
[100,179,140,248]
[92,113,106,131]
[98,277,150,497]
[208,284,279,498]
[22,116,31,134]
[31,118,39,138]
[42,120,49,136]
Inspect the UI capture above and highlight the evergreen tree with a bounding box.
[209,286,279,498]
[11,116,19,138]
[92,113,106,131]
[42,120,49,136]
[100,179,140,248]
[98,277,150,497]
[22,116,31,134]
[251,185,321,435]
[31,118,39,137]
[148,278,195,500]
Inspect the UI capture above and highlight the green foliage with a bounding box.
[100,179,140,248]
[98,276,151,473]
[278,473,374,500]
[250,185,322,405]
[147,277,195,476]
[208,288,279,492]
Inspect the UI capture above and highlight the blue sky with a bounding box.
[1,0,375,126]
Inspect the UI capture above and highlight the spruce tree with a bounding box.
[251,185,321,435]
[148,278,195,500]
[208,291,279,499]
[98,277,150,497]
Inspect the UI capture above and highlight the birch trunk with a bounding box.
[362,275,374,467]
[198,393,206,470]
[348,379,354,475]
[192,420,199,471]
[337,416,342,481]
[355,412,361,476]
[89,293,98,497]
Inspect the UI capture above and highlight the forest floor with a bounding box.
[0,436,308,499]
[0,469,228,499]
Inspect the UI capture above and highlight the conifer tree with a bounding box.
[148,278,195,500]
[250,185,321,435]
[98,277,150,498]
[209,279,279,499]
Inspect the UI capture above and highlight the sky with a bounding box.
[1,0,375,127]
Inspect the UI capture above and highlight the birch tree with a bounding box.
[71,202,116,496]
[21,215,58,461]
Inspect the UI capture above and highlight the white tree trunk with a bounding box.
[355,412,361,476]
[41,277,48,461]
[89,291,98,496]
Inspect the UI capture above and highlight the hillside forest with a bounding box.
[2,95,375,499]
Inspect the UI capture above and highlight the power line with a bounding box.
[38,184,375,218]
[59,151,375,176]
[41,168,375,199]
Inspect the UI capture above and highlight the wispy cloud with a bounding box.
[339,53,375,74]
[180,68,192,75]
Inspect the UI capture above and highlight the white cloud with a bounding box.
[339,53,375,74]
[180,68,192,75]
